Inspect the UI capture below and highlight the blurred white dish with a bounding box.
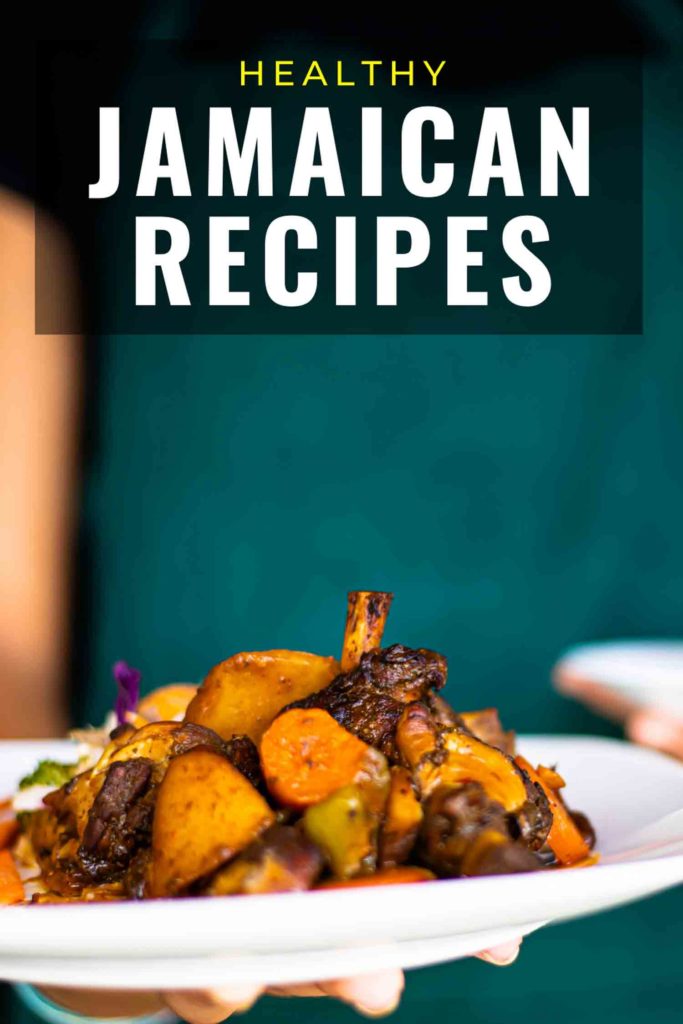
[0,736,682,990]
[556,640,683,717]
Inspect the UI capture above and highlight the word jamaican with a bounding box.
[90,105,590,308]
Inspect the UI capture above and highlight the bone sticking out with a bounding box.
[341,591,394,672]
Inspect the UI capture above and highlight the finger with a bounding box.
[553,670,640,724]
[627,709,683,760]
[475,938,522,966]
[321,968,405,1017]
[164,983,263,1024]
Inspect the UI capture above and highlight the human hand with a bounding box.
[554,663,683,761]
[38,939,522,1022]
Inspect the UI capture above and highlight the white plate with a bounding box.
[555,640,683,717]
[1,736,682,989]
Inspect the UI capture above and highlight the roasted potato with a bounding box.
[148,749,274,897]
[185,650,340,742]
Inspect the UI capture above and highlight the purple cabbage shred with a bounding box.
[113,661,142,725]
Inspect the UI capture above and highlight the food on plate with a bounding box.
[2,591,596,905]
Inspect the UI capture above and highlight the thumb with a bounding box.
[476,938,522,966]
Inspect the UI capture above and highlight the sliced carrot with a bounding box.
[516,756,589,866]
[537,765,565,790]
[317,866,434,889]
[0,805,19,850]
[0,850,24,904]
[260,708,386,810]
[566,853,600,869]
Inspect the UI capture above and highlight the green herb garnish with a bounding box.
[18,759,78,790]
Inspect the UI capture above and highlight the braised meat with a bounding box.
[419,783,542,877]
[171,722,226,757]
[223,735,264,792]
[172,723,264,790]
[515,777,554,850]
[426,692,462,729]
[285,644,447,760]
[78,759,155,882]
[163,722,264,789]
